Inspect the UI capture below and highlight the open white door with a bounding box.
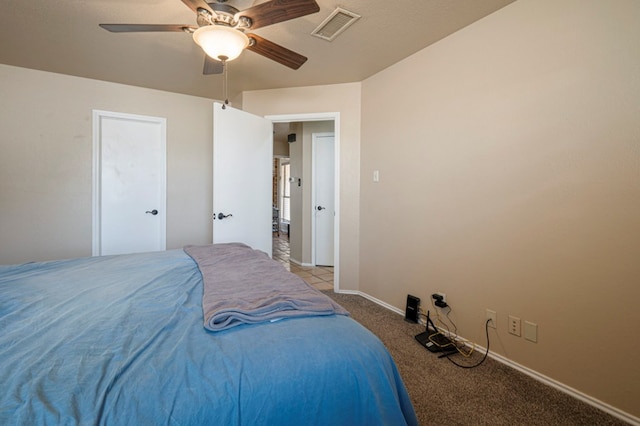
[213,102,273,256]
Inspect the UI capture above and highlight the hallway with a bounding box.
[272,234,334,291]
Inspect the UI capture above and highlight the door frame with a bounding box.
[92,110,167,256]
[265,112,340,290]
[311,132,335,266]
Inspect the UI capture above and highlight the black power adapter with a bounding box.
[405,295,420,323]
[432,293,448,308]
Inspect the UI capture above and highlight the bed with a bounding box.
[0,243,417,425]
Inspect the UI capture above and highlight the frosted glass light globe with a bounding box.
[193,25,249,61]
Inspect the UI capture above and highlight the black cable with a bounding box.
[445,306,458,336]
[430,299,451,335]
[445,319,491,369]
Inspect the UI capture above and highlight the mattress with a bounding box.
[0,248,417,425]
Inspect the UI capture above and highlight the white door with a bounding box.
[312,133,335,266]
[213,102,273,256]
[92,110,166,256]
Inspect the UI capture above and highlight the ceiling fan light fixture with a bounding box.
[193,25,249,61]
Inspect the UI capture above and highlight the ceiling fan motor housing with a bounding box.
[198,3,246,28]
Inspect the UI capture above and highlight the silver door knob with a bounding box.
[146,209,158,215]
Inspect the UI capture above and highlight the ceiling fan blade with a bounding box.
[246,34,307,70]
[99,24,195,33]
[237,0,320,30]
[203,56,224,75]
[180,0,215,15]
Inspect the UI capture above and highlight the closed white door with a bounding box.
[92,110,166,256]
[312,133,335,266]
[213,102,273,256]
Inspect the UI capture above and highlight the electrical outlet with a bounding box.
[434,292,446,303]
[508,315,521,336]
[486,309,497,329]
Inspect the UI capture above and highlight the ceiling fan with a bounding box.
[100,0,320,75]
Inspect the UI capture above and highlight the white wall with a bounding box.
[359,0,640,420]
[0,65,214,264]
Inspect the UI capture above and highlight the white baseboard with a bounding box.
[484,351,639,425]
[336,290,639,426]
[337,290,405,316]
[288,257,314,267]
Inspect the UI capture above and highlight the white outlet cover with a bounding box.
[508,315,521,336]
[486,309,497,329]
[524,321,538,342]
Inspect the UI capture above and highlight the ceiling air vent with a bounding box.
[311,7,361,41]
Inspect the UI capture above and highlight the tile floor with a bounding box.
[272,233,334,291]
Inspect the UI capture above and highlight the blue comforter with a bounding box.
[0,249,417,425]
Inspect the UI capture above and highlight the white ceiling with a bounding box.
[0,0,515,100]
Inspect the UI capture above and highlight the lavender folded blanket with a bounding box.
[184,243,349,331]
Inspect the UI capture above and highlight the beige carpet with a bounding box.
[323,291,628,426]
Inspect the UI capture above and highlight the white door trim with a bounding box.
[92,110,167,256]
[265,112,340,291]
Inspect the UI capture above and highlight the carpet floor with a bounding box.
[323,291,628,426]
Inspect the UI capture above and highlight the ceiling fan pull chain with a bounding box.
[220,57,229,109]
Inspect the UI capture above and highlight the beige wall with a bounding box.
[0,65,214,264]
[242,83,362,290]
[273,139,289,157]
[360,0,640,419]
[288,122,304,264]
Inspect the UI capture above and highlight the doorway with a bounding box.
[277,158,291,236]
[266,112,340,289]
